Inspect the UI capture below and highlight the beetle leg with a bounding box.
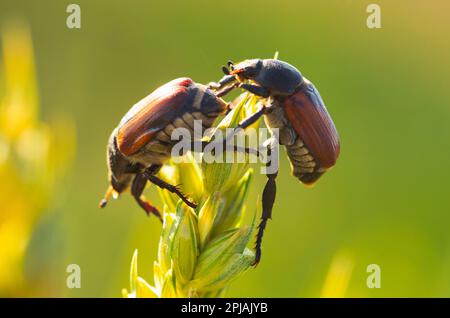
[216,82,239,98]
[192,104,267,161]
[224,104,233,115]
[191,140,260,158]
[239,83,270,98]
[144,171,198,209]
[209,104,266,156]
[253,146,278,266]
[131,173,163,222]
[231,104,266,134]
[208,74,237,90]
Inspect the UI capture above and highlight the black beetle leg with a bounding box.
[229,104,266,135]
[239,83,270,98]
[131,173,163,222]
[144,170,198,209]
[216,82,239,98]
[253,146,278,266]
[208,74,237,90]
[190,140,260,158]
[210,104,266,156]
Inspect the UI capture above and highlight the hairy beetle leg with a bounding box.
[253,146,278,266]
[131,174,163,222]
[221,104,267,147]
[145,172,198,209]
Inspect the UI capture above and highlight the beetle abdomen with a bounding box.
[285,137,324,184]
[283,78,340,184]
[117,78,193,156]
[128,110,222,166]
[116,78,226,157]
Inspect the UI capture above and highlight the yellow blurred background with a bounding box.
[0,0,449,297]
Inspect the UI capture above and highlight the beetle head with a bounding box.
[229,59,263,79]
[196,84,229,114]
[99,130,135,208]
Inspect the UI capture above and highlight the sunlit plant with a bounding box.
[122,93,262,297]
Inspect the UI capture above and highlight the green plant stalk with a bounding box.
[122,92,261,298]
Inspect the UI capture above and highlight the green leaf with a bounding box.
[191,225,253,290]
[190,248,254,291]
[171,203,199,284]
[136,277,158,298]
[177,152,204,203]
[158,187,178,212]
[160,268,177,298]
[157,164,179,211]
[158,210,176,273]
[153,261,163,293]
[130,249,138,294]
[197,193,224,247]
[213,170,253,235]
[201,93,260,194]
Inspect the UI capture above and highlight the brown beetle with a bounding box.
[99,77,230,220]
[209,59,340,264]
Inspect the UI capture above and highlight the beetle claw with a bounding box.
[186,199,197,209]
[174,186,198,209]
[252,250,261,267]
[142,201,163,222]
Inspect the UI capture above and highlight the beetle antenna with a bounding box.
[222,66,230,75]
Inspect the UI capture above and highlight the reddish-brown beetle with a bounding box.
[99,77,230,220]
[209,58,340,264]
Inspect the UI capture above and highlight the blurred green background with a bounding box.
[1,0,449,297]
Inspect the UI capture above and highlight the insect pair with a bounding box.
[100,59,340,264]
